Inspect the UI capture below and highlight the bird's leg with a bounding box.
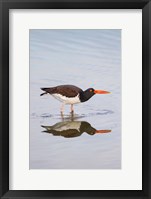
[60,103,64,114]
[70,104,74,121]
[61,112,64,121]
[70,104,74,113]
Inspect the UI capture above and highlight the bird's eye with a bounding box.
[90,89,92,92]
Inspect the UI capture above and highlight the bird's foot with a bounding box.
[70,109,74,116]
[70,111,74,121]
[70,104,74,114]
[60,111,65,121]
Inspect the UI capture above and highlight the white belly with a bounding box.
[51,93,81,104]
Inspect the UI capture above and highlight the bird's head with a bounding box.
[80,88,111,102]
[85,88,111,95]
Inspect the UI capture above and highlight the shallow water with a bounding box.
[30,30,121,169]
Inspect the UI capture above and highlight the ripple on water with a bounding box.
[94,109,114,115]
[31,109,114,121]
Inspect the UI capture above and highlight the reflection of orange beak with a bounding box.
[95,130,111,134]
[94,90,111,94]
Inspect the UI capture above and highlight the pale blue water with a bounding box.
[30,30,121,169]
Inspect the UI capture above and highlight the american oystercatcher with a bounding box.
[41,121,111,138]
[40,85,110,113]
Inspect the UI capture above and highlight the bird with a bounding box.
[41,121,111,138]
[40,84,110,113]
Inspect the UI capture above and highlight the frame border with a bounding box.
[0,0,151,198]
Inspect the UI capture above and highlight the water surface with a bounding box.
[30,30,121,169]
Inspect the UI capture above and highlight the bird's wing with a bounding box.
[41,85,83,97]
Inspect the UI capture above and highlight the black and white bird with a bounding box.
[41,121,111,138]
[40,84,110,113]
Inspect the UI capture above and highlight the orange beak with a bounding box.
[95,130,111,134]
[94,90,111,94]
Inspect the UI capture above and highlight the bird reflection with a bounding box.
[41,121,111,138]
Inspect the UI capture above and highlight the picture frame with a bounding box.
[0,0,150,198]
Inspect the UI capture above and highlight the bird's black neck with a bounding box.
[79,90,95,102]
